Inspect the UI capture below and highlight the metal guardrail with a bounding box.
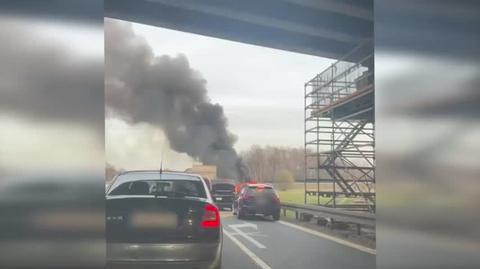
[280,202,375,228]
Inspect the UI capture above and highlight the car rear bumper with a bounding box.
[107,241,221,268]
[241,204,280,215]
[213,196,234,206]
[107,260,218,269]
[215,201,233,208]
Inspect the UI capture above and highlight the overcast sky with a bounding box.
[105,20,334,171]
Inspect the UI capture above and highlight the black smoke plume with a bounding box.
[105,19,248,180]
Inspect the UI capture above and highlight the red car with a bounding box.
[233,184,281,221]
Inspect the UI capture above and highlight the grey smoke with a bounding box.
[105,19,248,180]
[0,20,104,133]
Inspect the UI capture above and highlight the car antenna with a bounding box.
[156,143,167,198]
[159,149,164,176]
[159,140,167,176]
[159,159,163,174]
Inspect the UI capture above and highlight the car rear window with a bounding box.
[108,180,207,198]
[246,186,276,195]
[212,183,235,192]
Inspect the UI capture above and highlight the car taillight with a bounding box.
[272,195,280,204]
[201,203,220,229]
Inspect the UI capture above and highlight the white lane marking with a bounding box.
[230,222,258,230]
[223,229,272,269]
[278,220,376,255]
[220,212,234,217]
[228,223,266,249]
[228,232,267,237]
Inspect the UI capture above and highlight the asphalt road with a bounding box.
[220,211,375,269]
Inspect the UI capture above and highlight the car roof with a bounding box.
[117,170,203,181]
[107,170,204,193]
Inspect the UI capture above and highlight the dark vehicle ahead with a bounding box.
[106,171,222,269]
[211,180,236,211]
[233,184,281,221]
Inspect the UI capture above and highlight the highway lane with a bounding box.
[222,228,262,269]
[220,211,375,269]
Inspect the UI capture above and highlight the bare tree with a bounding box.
[241,145,307,182]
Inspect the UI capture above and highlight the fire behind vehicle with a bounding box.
[106,171,222,269]
[233,184,281,221]
[211,180,236,211]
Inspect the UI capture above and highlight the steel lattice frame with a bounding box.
[304,40,375,212]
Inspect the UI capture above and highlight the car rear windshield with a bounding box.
[108,180,207,198]
[212,183,235,192]
[246,186,276,195]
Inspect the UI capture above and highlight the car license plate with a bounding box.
[131,211,177,229]
[216,197,223,201]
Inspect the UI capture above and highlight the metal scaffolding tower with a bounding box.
[304,40,375,212]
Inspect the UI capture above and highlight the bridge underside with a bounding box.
[105,0,373,60]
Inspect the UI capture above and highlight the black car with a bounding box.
[233,184,281,221]
[211,181,236,211]
[106,171,222,269]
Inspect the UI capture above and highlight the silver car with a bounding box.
[106,171,222,269]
